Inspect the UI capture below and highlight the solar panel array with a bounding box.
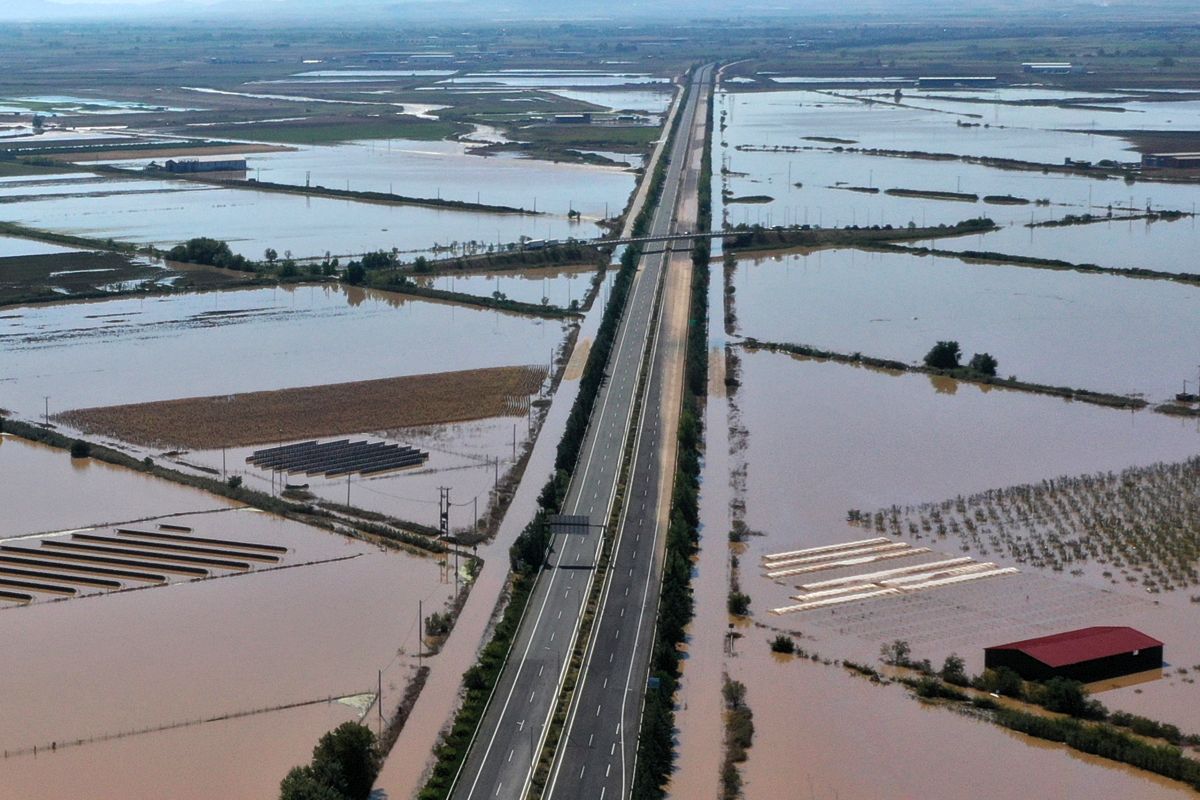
[246,438,428,478]
[0,525,287,606]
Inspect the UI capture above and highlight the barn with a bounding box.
[985,626,1162,683]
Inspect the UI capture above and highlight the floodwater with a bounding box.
[0,436,450,798]
[725,350,1200,725]
[718,87,1137,164]
[732,653,1197,800]
[547,88,673,115]
[0,176,610,260]
[231,137,636,220]
[731,349,1199,593]
[414,265,597,308]
[0,700,359,800]
[731,247,1200,399]
[717,86,1200,272]
[0,435,230,536]
[901,88,1200,134]
[1,284,566,421]
[0,235,77,259]
[933,214,1200,275]
[438,72,670,89]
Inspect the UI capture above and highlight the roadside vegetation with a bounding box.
[632,74,712,800]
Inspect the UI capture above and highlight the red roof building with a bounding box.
[985,626,1163,683]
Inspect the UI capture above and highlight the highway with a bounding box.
[541,65,712,800]
[450,63,713,800]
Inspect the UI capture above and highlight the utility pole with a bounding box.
[377,669,383,736]
[418,600,423,668]
[347,472,351,505]
[439,487,450,538]
[43,395,49,427]
[439,487,451,585]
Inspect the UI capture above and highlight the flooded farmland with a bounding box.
[681,80,1200,797]
[733,653,1198,800]
[1,284,565,419]
[0,177,607,259]
[0,435,449,798]
[730,247,1200,399]
[412,264,598,308]
[106,137,639,220]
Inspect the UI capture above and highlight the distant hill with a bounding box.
[0,0,1193,22]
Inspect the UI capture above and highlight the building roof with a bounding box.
[987,627,1161,668]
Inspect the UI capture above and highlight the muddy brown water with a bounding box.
[732,654,1198,800]
[0,436,449,798]
[1,284,567,422]
[731,246,1200,402]
[727,349,1200,732]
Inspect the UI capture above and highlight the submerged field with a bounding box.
[1,284,565,420]
[673,76,1200,797]
[61,365,546,449]
[729,247,1200,400]
[0,435,448,799]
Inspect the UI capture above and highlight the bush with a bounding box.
[1029,677,1106,720]
[69,439,91,459]
[727,591,751,616]
[227,475,243,489]
[980,666,1025,698]
[770,634,796,654]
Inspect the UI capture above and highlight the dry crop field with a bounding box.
[59,364,546,449]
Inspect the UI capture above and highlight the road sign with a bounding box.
[548,514,591,535]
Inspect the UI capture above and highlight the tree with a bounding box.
[344,262,366,285]
[940,653,968,686]
[968,352,998,376]
[279,767,344,800]
[264,248,278,263]
[69,439,91,459]
[923,340,961,370]
[309,723,379,800]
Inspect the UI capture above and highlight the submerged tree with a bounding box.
[923,340,961,370]
[969,352,999,376]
